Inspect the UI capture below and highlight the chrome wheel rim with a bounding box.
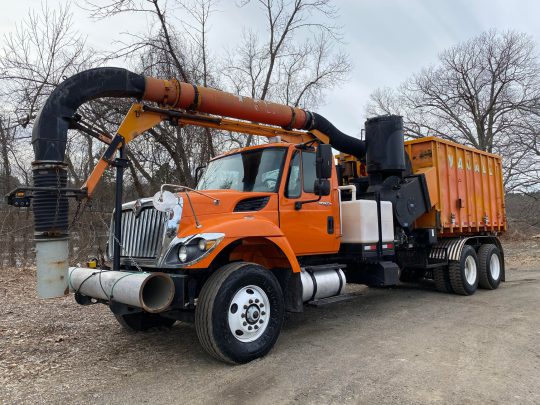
[464,255,477,285]
[490,253,501,281]
[228,285,270,342]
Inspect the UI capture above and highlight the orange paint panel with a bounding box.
[408,136,505,235]
[415,166,438,207]
[455,147,466,230]
[278,147,341,255]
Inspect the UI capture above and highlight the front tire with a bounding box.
[448,245,479,296]
[478,244,503,290]
[195,262,284,364]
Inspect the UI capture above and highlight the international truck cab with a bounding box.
[7,67,506,363]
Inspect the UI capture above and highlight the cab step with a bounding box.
[307,293,359,307]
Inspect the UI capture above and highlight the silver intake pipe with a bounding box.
[300,268,346,302]
[68,267,174,313]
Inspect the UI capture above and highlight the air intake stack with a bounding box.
[365,115,406,182]
[364,115,431,231]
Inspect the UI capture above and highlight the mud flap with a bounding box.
[347,261,400,287]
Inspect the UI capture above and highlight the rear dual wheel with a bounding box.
[433,266,453,293]
[477,244,503,290]
[445,243,503,295]
[449,245,479,296]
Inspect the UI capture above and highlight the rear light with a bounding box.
[364,243,394,251]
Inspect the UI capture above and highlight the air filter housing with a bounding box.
[365,115,405,175]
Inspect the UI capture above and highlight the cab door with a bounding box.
[278,148,341,255]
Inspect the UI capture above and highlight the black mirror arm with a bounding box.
[294,179,326,210]
[294,194,322,210]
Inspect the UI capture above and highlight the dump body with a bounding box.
[407,137,506,236]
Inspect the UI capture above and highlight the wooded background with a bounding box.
[0,0,538,267]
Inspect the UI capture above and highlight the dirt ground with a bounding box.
[1,240,539,405]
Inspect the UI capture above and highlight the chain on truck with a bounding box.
[6,67,506,364]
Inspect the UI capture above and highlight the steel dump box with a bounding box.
[405,137,506,236]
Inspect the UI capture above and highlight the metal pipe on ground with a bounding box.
[68,267,175,313]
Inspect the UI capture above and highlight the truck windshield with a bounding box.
[197,148,287,192]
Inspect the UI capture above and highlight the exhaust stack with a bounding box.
[68,267,174,313]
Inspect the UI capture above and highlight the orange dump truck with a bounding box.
[7,67,506,363]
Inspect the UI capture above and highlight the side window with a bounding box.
[286,152,301,198]
[302,152,316,193]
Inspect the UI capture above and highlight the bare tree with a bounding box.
[0,3,105,266]
[367,30,540,193]
[223,0,350,145]
[82,0,221,182]
[0,3,93,124]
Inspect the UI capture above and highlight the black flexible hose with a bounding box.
[32,67,146,235]
[32,67,146,162]
[306,112,366,160]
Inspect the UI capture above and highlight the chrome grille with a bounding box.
[111,207,166,259]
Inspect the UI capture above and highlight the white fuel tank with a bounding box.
[340,199,394,243]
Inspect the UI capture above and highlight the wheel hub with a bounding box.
[246,305,260,324]
[490,253,501,280]
[228,285,270,342]
[464,255,477,285]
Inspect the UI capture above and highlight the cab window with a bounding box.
[286,152,301,198]
[302,152,316,193]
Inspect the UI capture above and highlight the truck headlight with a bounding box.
[176,233,224,266]
[198,238,207,251]
[178,245,188,262]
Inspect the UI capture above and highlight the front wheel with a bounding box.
[195,262,284,364]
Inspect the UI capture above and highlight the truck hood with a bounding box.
[176,190,278,237]
[120,190,278,241]
[180,190,275,215]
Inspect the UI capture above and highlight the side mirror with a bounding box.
[316,144,333,179]
[314,179,331,196]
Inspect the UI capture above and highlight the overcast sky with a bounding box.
[2,0,540,137]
